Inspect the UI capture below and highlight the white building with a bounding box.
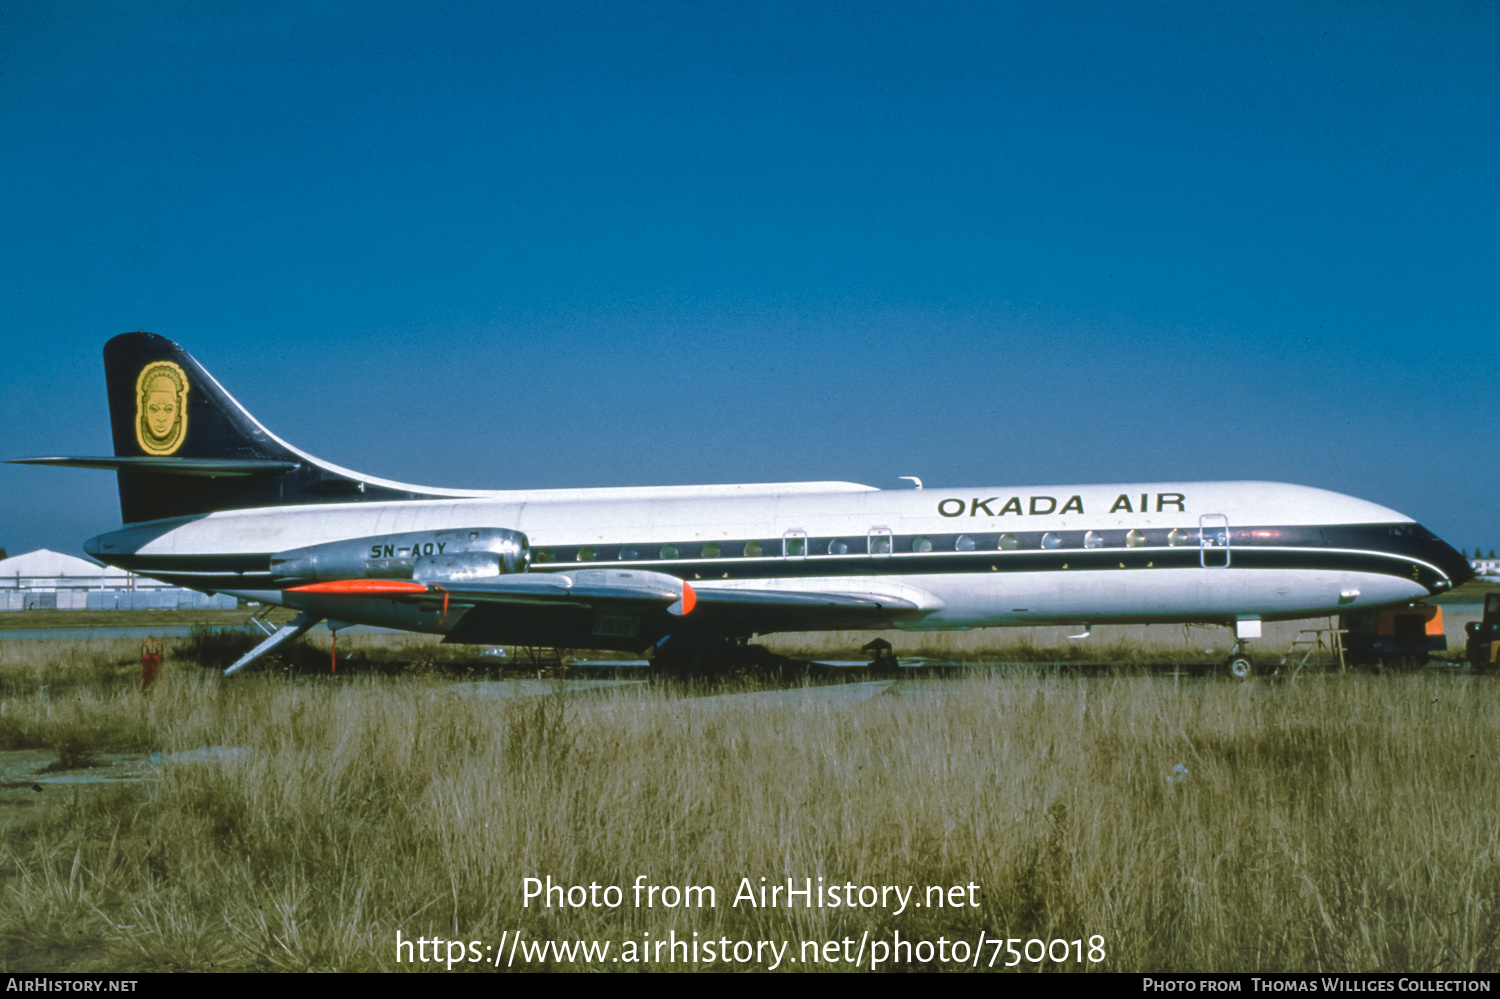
[0,549,236,610]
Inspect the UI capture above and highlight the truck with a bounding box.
[1339,604,1446,669]
[1464,592,1500,673]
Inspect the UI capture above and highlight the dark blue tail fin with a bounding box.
[10,332,455,523]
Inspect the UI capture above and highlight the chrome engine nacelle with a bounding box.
[270,527,529,584]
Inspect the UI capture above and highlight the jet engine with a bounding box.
[270,527,529,585]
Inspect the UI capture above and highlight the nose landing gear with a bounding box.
[1222,618,1261,680]
[1225,640,1255,680]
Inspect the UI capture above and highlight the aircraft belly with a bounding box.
[209,564,1431,639]
[902,567,1429,627]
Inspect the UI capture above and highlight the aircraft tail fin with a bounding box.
[12,332,447,523]
[106,331,415,522]
[105,330,286,463]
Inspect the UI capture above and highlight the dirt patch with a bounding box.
[0,748,151,811]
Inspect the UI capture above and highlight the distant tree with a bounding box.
[0,547,7,561]
[1491,550,1496,559]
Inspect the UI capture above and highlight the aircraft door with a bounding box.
[1200,514,1230,567]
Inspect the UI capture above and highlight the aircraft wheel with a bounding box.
[1225,654,1254,680]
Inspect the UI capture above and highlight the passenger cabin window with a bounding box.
[1084,531,1103,549]
[911,536,933,553]
[618,547,638,561]
[659,543,679,560]
[998,533,1018,550]
[827,538,849,555]
[1167,529,1191,547]
[576,545,596,562]
[1125,530,1146,548]
[533,547,554,564]
[1041,532,1062,550]
[868,529,893,556]
[955,534,975,552]
[744,540,763,557]
[701,542,721,559]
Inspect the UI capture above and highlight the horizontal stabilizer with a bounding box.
[7,456,299,477]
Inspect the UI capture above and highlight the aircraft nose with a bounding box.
[1424,533,1474,590]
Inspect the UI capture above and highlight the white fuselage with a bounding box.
[93,479,1454,632]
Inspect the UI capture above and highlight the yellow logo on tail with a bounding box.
[135,361,189,455]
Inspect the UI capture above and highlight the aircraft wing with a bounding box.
[290,570,917,613]
[287,569,922,641]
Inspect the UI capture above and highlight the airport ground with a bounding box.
[0,608,255,632]
[0,589,1496,973]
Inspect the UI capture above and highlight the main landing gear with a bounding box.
[652,633,790,678]
[860,637,899,672]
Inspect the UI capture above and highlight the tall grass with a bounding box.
[1,652,1496,972]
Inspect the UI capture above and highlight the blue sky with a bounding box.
[2,1,1496,558]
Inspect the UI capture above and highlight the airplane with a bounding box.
[8,331,1474,677]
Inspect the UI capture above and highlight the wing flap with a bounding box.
[691,588,916,609]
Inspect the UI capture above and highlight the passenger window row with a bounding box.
[530,527,1224,564]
